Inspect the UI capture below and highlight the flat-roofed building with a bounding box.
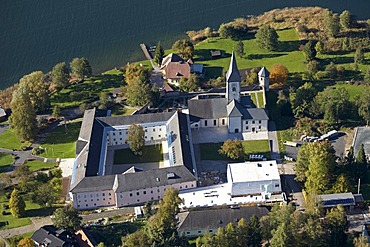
[227,160,281,197]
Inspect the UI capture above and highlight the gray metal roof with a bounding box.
[227,100,243,117]
[244,108,269,120]
[70,175,116,193]
[188,98,227,120]
[97,112,174,127]
[318,193,355,208]
[113,166,195,193]
[178,207,269,231]
[226,52,241,83]
[31,225,74,247]
[258,67,270,77]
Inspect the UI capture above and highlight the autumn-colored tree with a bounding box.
[179,74,198,92]
[124,63,151,85]
[0,84,18,110]
[219,139,244,160]
[17,238,34,247]
[172,39,194,60]
[9,188,26,218]
[124,78,152,107]
[270,64,289,86]
[332,174,352,193]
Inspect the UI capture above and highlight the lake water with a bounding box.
[1,0,369,89]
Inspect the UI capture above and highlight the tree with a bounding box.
[52,205,82,231]
[364,67,370,82]
[354,47,365,64]
[219,23,232,39]
[356,144,367,165]
[19,71,49,112]
[303,41,317,62]
[124,78,152,107]
[290,82,316,118]
[255,25,279,51]
[51,62,71,89]
[356,91,370,125]
[147,188,183,246]
[340,10,353,29]
[53,105,61,118]
[270,223,293,247]
[219,139,244,160]
[245,68,259,86]
[126,124,145,156]
[154,41,164,65]
[324,10,340,37]
[325,205,347,247]
[97,243,106,247]
[172,39,194,60]
[332,174,352,193]
[236,218,249,246]
[17,238,34,247]
[204,27,212,38]
[9,87,37,142]
[353,235,368,247]
[0,173,12,191]
[179,74,198,92]
[9,188,26,218]
[270,64,289,86]
[248,215,262,247]
[124,64,151,85]
[98,92,110,110]
[122,230,152,247]
[70,57,92,80]
[235,41,244,58]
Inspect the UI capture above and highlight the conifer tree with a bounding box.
[154,41,164,65]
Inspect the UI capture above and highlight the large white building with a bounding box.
[227,160,281,198]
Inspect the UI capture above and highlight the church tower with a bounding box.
[258,67,270,92]
[226,52,241,102]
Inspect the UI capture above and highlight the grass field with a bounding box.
[327,83,369,101]
[50,74,122,108]
[0,129,22,150]
[39,121,81,158]
[199,140,270,160]
[194,28,306,80]
[114,145,163,164]
[0,153,13,173]
[257,92,264,108]
[25,160,57,172]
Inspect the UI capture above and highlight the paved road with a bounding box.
[268,121,281,163]
[279,162,305,210]
[0,207,135,238]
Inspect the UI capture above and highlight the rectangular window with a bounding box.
[259,120,261,124]
[204,120,208,126]
[130,193,133,197]
[259,126,261,129]
[102,193,105,196]
[159,128,161,131]
[246,126,249,130]
[137,192,139,196]
[109,193,111,196]
[158,135,161,138]
[213,120,217,126]
[245,121,248,124]
[153,128,155,132]
[252,121,255,124]
[113,133,115,136]
[222,119,225,125]
[275,184,280,187]
[143,191,146,195]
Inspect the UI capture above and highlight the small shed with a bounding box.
[317,193,355,210]
[210,50,222,58]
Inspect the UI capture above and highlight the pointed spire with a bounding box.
[226,51,241,82]
[258,67,270,77]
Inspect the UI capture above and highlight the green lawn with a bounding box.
[257,92,264,108]
[50,73,122,108]
[39,121,81,158]
[199,140,271,161]
[110,104,138,116]
[0,153,13,173]
[0,129,22,150]
[25,160,57,172]
[327,83,369,101]
[114,145,163,164]
[194,28,305,80]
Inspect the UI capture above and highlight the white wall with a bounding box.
[228,116,242,133]
[72,190,116,209]
[179,228,217,238]
[230,180,281,196]
[107,124,167,146]
[241,119,268,133]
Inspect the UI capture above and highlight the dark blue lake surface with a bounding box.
[0,0,368,89]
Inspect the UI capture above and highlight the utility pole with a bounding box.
[358,178,361,194]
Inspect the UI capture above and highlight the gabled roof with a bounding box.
[177,207,269,231]
[165,62,191,80]
[318,193,355,208]
[227,100,243,117]
[188,98,227,120]
[70,175,116,193]
[31,225,75,247]
[244,108,269,120]
[161,53,184,69]
[97,112,174,127]
[113,166,195,193]
[226,52,241,83]
[258,67,270,77]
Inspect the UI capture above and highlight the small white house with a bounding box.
[227,160,281,198]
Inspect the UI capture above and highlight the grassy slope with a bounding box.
[39,121,81,158]
[114,145,163,164]
[25,160,57,172]
[0,153,13,173]
[0,129,22,150]
[200,140,270,160]
[327,83,369,100]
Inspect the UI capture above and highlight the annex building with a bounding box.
[69,53,273,210]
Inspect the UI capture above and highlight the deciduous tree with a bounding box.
[9,188,26,218]
[290,82,316,118]
[124,64,151,85]
[303,41,317,62]
[51,62,71,90]
[172,39,194,60]
[354,47,365,64]
[52,205,82,231]
[244,68,259,86]
[53,105,61,118]
[9,87,37,141]
[255,25,279,51]
[179,74,198,92]
[17,238,34,247]
[19,71,49,112]
[70,57,92,80]
[219,139,244,160]
[126,124,145,156]
[356,91,370,125]
[270,64,289,86]
[124,78,152,107]
[332,174,352,193]
[324,10,340,37]
[122,230,152,247]
[340,10,353,29]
